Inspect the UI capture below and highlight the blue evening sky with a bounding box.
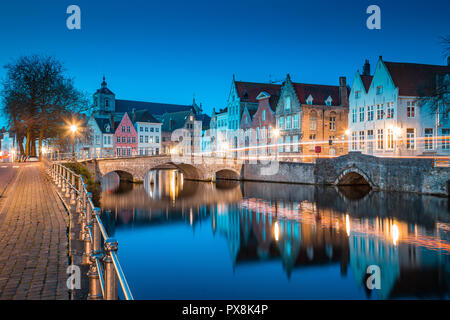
[0,0,449,128]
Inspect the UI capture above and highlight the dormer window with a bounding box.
[355,91,361,99]
[105,125,110,133]
[105,99,109,107]
[325,96,333,106]
[306,95,313,105]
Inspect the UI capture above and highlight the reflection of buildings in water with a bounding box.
[348,217,450,299]
[144,169,184,201]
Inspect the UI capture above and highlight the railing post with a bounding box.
[57,166,62,188]
[65,171,71,198]
[76,177,83,213]
[70,173,77,205]
[87,263,103,300]
[82,198,93,264]
[61,168,67,193]
[103,239,118,300]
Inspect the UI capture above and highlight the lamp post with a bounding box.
[70,124,78,161]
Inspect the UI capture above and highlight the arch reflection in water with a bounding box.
[100,177,450,300]
[102,172,134,194]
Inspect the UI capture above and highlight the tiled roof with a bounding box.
[115,99,193,115]
[292,82,341,106]
[161,110,193,132]
[195,113,211,130]
[235,81,281,103]
[132,110,161,124]
[384,61,450,96]
[94,117,114,134]
[360,75,373,93]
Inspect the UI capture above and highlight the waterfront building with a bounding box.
[115,113,138,157]
[160,110,202,155]
[131,109,162,155]
[80,115,115,158]
[209,108,229,156]
[275,74,349,162]
[348,57,450,156]
[226,75,281,154]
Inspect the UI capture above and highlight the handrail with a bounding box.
[43,157,134,300]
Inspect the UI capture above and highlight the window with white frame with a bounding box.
[386,102,394,119]
[367,130,374,152]
[387,128,394,150]
[286,115,292,129]
[377,129,384,150]
[376,104,384,120]
[359,107,365,122]
[406,128,415,150]
[352,108,357,123]
[293,114,299,129]
[351,132,357,151]
[285,136,291,152]
[407,101,416,118]
[359,131,365,150]
[329,115,336,131]
[293,135,298,152]
[367,105,374,121]
[442,128,450,150]
[425,128,434,150]
[279,117,284,129]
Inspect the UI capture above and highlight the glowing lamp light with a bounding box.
[345,129,350,136]
[345,214,351,236]
[70,124,78,134]
[42,146,47,154]
[272,128,280,138]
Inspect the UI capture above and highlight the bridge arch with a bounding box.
[215,168,241,181]
[103,170,134,182]
[147,162,204,181]
[334,167,374,187]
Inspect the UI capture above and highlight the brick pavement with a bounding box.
[0,163,69,300]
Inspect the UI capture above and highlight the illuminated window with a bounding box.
[359,131,365,150]
[329,115,336,131]
[406,128,415,150]
[377,129,383,150]
[351,132,357,151]
[442,128,450,150]
[367,106,374,121]
[376,104,384,120]
[387,128,394,150]
[424,128,433,150]
[386,102,394,119]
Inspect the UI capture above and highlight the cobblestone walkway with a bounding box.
[0,163,69,300]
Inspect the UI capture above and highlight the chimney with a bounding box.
[339,76,348,107]
[362,59,371,76]
[132,108,136,122]
[447,56,450,66]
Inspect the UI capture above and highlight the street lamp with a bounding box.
[69,123,78,160]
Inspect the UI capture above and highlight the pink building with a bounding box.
[115,113,138,157]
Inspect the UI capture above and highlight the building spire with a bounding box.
[101,75,107,88]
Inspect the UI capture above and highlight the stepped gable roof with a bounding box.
[384,61,450,96]
[235,81,281,103]
[115,99,193,115]
[292,82,341,106]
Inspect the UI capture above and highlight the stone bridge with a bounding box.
[80,155,243,183]
[79,152,450,196]
[243,152,450,196]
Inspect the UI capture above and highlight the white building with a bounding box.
[132,110,162,155]
[349,57,450,157]
[80,116,115,158]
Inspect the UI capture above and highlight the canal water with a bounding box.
[100,169,450,300]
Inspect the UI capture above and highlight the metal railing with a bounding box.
[44,159,134,300]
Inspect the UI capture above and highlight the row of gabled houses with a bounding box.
[78,56,449,160]
[77,77,210,158]
[207,56,450,160]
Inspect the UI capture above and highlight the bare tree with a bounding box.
[1,55,89,157]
